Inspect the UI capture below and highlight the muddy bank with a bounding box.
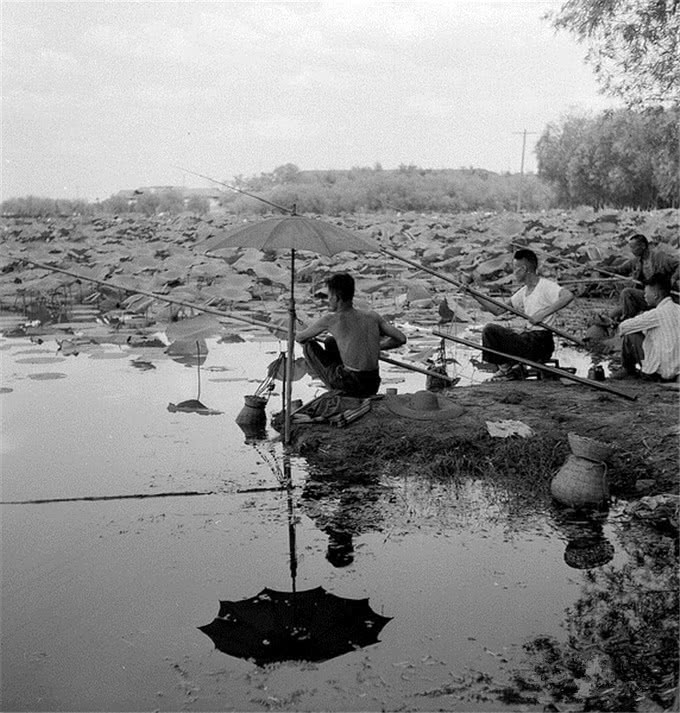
[289,379,679,498]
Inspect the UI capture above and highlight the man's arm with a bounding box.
[295,314,331,343]
[468,291,511,316]
[619,308,661,336]
[602,256,635,277]
[528,287,574,325]
[654,249,680,286]
[378,317,406,351]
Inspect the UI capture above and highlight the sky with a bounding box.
[1,1,620,202]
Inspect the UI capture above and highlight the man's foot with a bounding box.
[490,364,526,381]
[609,367,639,380]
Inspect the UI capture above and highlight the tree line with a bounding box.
[536,106,678,210]
[2,108,677,218]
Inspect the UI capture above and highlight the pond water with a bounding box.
[1,322,627,711]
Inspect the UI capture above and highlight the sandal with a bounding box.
[490,365,526,382]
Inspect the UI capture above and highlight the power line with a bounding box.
[512,129,538,212]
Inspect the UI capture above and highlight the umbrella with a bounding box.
[198,454,391,665]
[198,586,392,666]
[202,215,380,444]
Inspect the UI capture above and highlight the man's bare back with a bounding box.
[296,282,405,371]
[319,308,383,371]
[296,273,406,396]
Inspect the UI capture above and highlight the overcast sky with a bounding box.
[2,1,619,201]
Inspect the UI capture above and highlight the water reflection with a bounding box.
[166,337,223,414]
[301,471,387,568]
[199,455,392,665]
[237,421,268,443]
[198,585,392,666]
[552,507,615,570]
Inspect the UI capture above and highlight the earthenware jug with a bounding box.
[236,394,267,427]
[550,455,609,508]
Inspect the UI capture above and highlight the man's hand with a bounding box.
[528,307,550,325]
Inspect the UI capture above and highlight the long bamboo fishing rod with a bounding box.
[381,247,585,346]
[509,238,680,297]
[433,330,636,401]
[10,254,263,329]
[10,255,451,384]
[379,352,457,384]
[173,166,294,215]
[170,168,581,347]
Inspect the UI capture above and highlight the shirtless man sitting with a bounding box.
[296,273,406,397]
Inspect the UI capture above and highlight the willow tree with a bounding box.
[547,0,679,106]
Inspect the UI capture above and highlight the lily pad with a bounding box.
[15,356,66,365]
[165,315,221,342]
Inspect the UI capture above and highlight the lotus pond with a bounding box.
[0,321,634,712]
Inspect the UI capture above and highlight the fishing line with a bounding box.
[173,166,293,215]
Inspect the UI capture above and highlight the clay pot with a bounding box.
[235,394,267,427]
[551,455,609,508]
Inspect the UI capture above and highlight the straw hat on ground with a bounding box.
[385,390,464,420]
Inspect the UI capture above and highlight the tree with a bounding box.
[271,163,301,184]
[185,194,210,215]
[536,108,679,208]
[535,114,593,205]
[547,0,679,106]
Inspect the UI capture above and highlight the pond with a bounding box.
[0,320,628,711]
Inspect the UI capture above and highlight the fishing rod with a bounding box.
[170,168,582,347]
[381,247,585,347]
[9,254,265,329]
[9,255,452,384]
[433,330,636,401]
[173,166,293,215]
[509,238,680,296]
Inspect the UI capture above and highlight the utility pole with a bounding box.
[512,129,537,212]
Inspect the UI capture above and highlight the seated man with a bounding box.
[467,249,574,380]
[296,273,406,397]
[606,234,679,322]
[612,273,680,381]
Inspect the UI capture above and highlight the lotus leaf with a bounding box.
[166,315,221,342]
[250,261,289,285]
[476,254,508,276]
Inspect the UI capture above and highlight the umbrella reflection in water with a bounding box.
[198,455,392,665]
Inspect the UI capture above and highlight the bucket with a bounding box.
[235,394,267,427]
[550,454,609,508]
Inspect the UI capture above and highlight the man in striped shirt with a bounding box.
[612,273,680,381]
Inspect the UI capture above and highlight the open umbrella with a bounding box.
[198,454,391,665]
[202,215,380,443]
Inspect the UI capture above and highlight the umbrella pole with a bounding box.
[284,249,296,445]
[283,455,297,594]
[195,340,201,401]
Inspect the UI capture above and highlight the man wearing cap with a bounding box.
[296,272,406,397]
[466,249,574,380]
[605,234,679,322]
